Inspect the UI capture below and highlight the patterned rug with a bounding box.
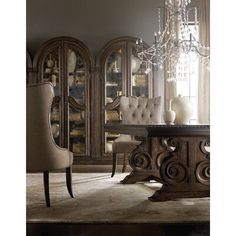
[27,173,210,223]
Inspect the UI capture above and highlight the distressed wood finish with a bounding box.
[33,37,94,160]
[104,124,210,201]
[27,36,158,164]
[96,36,154,158]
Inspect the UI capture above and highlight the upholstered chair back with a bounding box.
[120,96,162,124]
[27,83,73,172]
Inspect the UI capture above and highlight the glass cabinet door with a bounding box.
[105,49,123,104]
[67,48,88,156]
[104,49,124,154]
[34,37,93,159]
[100,37,154,156]
[42,49,60,94]
[41,48,61,146]
[130,47,149,98]
[69,106,86,155]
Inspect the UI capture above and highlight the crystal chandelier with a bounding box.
[136,0,210,80]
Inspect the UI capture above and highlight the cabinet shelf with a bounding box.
[132,85,147,88]
[106,83,119,87]
[70,135,86,139]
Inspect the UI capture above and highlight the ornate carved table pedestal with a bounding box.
[105,124,210,201]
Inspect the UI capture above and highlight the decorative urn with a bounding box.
[171,94,193,125]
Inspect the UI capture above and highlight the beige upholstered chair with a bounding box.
[111,96,162,177]
[27,82,74,207]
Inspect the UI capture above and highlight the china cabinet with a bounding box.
[28,36,155,163]
[33,37,94,160]
[95,37,154,157]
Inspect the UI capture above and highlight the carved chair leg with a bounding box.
[66,166,74,198]
[43,171,50,207]
[111,153,117,177]
[122,153,128,173]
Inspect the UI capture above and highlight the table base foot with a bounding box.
[148,188,210,202]
[120,171,160,184]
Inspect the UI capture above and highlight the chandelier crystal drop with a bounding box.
[136,0,210,78]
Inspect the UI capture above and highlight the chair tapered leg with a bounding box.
[43,171,50,207]
[66,166,74,198]
[111,153,117,177]
[122,153,128,173]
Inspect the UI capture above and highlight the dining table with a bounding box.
[105,123,210,201]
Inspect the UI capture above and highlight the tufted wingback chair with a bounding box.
[27,82,74,207]
[111,96,162,177]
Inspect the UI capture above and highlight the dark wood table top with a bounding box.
[104,123,210,137]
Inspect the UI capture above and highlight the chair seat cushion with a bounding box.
[112,140,141,153]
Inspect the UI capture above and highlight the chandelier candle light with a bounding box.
[136,0,210,80]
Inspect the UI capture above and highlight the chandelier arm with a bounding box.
[136,0,210,73]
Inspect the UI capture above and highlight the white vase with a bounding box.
[68,49,77,73]
[171,94,193,125]
[163,109,176,125]
[51,123,59,138]
[131,55,141,73]
[163,99,175,124]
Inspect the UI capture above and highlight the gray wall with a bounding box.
[27,0,164,56]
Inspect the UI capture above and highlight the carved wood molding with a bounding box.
[68,96,85,111]
[156,137,210,187]
[122,136,210,200]
[105,95,122,111]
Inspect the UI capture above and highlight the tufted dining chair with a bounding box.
[27,82,74,207]
[111,96,162,177]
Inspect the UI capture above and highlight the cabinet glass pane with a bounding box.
[131,48,148,97]
[69,106,86,155]
[68,49,86,105]
[67,48,87,156]
[105,50,123,104]
[104,49,123,154]
[50,103,60,146]
[42,49,60,96]
[42,49,61,145]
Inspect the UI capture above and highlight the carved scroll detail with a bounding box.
[161,137,179,152]
[129,147,152,171]
[160,158,188,185]
[105,95,121,111]
[200,139,210,158]
[156,138,179,168]
[196,160,210,185]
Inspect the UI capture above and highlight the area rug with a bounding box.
[27,173,210,223]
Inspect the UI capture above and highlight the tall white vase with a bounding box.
[163,99,176,124]
[171,95,193,125]
[68,49,77,73]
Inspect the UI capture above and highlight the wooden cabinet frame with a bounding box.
[32,37,94,162]
[27,36,155,164]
